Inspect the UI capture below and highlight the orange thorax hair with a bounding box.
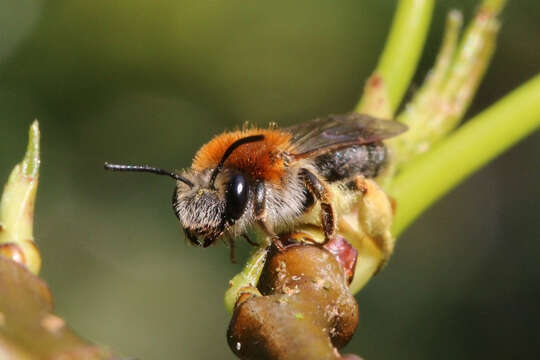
[192,128,292,184]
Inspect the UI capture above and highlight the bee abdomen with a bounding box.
[314,142,387,182]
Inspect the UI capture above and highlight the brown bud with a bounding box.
[228,241,359,360]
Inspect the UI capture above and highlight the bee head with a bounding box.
[172,168,251,247]
[172,134,264,247]
[171,170,224,247]
[105,134,264,248]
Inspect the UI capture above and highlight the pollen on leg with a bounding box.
[353,177,368,195]
[356,178,395,267]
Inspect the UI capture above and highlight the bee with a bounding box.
[105,113,406,257]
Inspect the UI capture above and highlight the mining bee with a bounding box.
[105,113,406,260]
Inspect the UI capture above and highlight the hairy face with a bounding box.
[172,168,253,247]
[172,170,228,247]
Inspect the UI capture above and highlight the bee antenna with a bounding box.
[208,134,265,189]
[104,162,194,187]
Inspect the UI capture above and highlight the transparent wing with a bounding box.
[284,113,407,159]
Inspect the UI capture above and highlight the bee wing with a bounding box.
[284,113,407,159]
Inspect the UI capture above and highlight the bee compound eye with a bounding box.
[225,174,249,222]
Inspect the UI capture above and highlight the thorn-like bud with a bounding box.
[0,121,42,274]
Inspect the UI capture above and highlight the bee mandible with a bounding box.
[105,113,406,253]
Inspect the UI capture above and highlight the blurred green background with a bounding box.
[1,0,539,359]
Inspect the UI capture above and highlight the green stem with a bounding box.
[390,74,540,237]
[0,121,41,274]
[420,10,463,96]
[225,246,268,313]
[390,0,506,170]
[356,0,434,113]
[21,121,41,178]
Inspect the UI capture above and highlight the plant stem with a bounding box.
[390,1,503,168]
[225,246,268,313]
[356,0,434,113]
[420,10,463,96]
[390,74,540,237]
[0,121,41,274]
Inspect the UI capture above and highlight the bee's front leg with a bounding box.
[226,236,237,264]
[299,168,336,243]
[254,180,284,250]
[242,234,259,247]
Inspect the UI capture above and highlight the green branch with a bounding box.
[356,0,434,113]
[390,74,540,237]
[225,246,267,313]
[389,0,507,170]
[226,0,532,309]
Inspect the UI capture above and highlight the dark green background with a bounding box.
[1,1,539,359]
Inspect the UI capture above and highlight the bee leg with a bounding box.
[257,220,285,251]
[242,234,259,247]
[228,237,237,264]
[254,180,284,250]
[299,168,335,243]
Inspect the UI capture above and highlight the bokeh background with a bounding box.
[1,0,539,359]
